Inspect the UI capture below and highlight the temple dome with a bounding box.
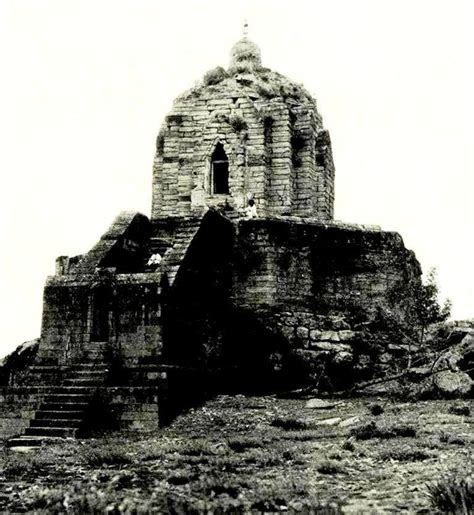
[229,37,262,70]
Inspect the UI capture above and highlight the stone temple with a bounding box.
[0,33,421,446]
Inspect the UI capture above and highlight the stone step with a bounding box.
[29,365,61,373]
[30,418,82,428]
[63,376,105,386]
[35,410,85,420]
[7,436,52,448]
[48,386,95,394]
[66,368,108,375]
[42,394,92,404]
[66,363,108,369]
[81,355,106,362]
[25,426,77,438]
[40,401,90,411]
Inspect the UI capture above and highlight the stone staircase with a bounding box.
[160,219,203,285]
[7,363,109,448]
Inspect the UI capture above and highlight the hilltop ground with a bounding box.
[0,395,472,513]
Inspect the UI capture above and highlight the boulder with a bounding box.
[432,370,473,397]
[305,398,337,409]
[435,333,474,373]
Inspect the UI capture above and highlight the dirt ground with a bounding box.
[0,396,472,513]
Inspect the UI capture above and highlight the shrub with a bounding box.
[449,405,471,416]
[156,130,165,153]
[427,472,473,513]
[243,449,283,467]
[380,446,430,462]
[229,114,248,133]
[168,473,194,486]
[278,430,323,441]
[271,417,310,431]
[203,66,229,86]
[438,431,468,446]
[3,453,36,479]
[82,444,132,467]
[350,421,417,440]
[180,440,215,456]
[228,436,263,453]
[342,439,355,452]
[206,479,244,498]
[317,460,344,475]
[282,448,300,461]
[369,403,385,416]
[393,424,418,437]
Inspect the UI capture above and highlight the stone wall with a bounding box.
[0,387,45,442]
[37,212,164,367]
[38,273,163,367]
[231,218,420,313]
[151,69,334,221]
[93,386,163,434]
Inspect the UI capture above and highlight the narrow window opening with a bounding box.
[211,142,229,194]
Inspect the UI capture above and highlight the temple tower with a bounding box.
[151,32,335,220]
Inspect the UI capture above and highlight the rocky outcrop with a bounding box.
[0,339,39,386]
[355,321,474,398]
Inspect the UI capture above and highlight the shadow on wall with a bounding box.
[161,209,234,369]
[218,308,294,394]
[157,310,297,426]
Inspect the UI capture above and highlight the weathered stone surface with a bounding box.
[315,417,341,426]
[152,43,335,221]
[339,416,360,427]
[333,351,353,365]
[338,330,356,341]
[311,341,351,353]
[432,371,473,397]
[296,326,309,340]
[305,398,337,409]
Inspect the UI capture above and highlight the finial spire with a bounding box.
[229,20,261,70]
[243,19,248,38]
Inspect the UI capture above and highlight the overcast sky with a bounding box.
[0,0,472,357]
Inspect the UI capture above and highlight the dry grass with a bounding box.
[0,397,471,512]
[427,471,473,514]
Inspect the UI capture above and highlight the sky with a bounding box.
[0,0,472,357]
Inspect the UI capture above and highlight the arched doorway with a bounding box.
[211,142,229,194]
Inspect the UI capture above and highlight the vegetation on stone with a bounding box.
[228,113,248,133]
[203,66,229,86]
